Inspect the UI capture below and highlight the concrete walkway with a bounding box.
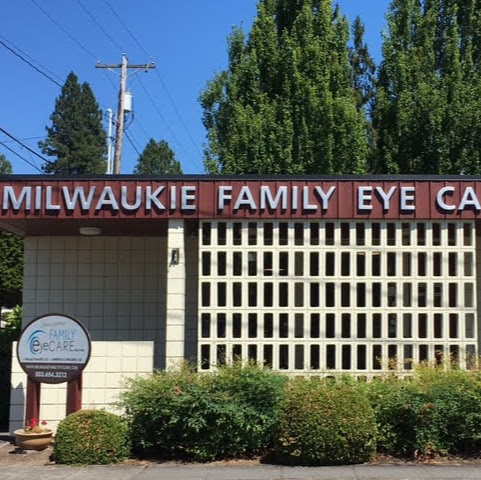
[1,464,481,480]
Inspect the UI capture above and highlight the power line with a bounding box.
[0,34,118,150]
[132,115,151,143]
[1,136,45,144]
[30,0,117,101]
[1,15,138,173]
[102,0,204,163]
[137,78,190,158]
[76,0,123,52]
[102,0,149,57]
[152,69,204,158]
[0,39,63,88]
[124,130,141,156]
[72,1,153,168]
[29,0,151,170]
[100,0,159,148]
[0,34,64,84]
[24,147,41,171]
[0,127,53,167]
[30,0,99,61]
[0,36,116,143]
[0,141,44,173]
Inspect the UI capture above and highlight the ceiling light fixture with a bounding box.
[79,227,102,236]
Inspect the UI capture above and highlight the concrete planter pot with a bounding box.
[14,429,53,451]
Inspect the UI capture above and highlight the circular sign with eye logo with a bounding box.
[17,313,91,384]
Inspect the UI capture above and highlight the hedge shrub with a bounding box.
[54,410,130,465]
[366,367,481,457]
[274,378,377,466]
[119,363,286,461]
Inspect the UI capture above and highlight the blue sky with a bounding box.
[1,0,390,175]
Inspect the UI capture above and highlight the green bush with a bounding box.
[274,378,377,466]
[0,305,21,428]
[366,367,481,457]
[54,410,130,465]
[119,363,286,461]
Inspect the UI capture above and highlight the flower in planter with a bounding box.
[22,418,50,434]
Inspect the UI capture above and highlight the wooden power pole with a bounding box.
[96,53,155,174]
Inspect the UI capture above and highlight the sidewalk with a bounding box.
[1,464,481,480]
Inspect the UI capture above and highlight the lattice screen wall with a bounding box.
[198,220,477,376]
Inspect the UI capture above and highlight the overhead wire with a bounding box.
[152,69,204,159]
[0,127,53,166]
[0,39,63,88]
[64,0,157,156]
[1,136,45,144]
[0,33,116,170]
[0,141,43,173]
[0,33,65,171]
[28,0,144,163]
[30,0,99,61]
[0,126,55,173]
[124,130,141,156]
[131,113,152,143]
[101,0,204,168]
[24,146,42,171]
[29,0,118,100]
[0,34,64,84]
[137,78,191,159]
[76,0,123,52]
[2,33,114,130]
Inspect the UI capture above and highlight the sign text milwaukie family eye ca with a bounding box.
[1,184,480,214]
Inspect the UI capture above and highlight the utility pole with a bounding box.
[96,53,155,174]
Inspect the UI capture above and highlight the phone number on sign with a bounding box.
[34,371,67,379]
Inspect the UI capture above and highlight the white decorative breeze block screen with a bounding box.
[198,220,477,376]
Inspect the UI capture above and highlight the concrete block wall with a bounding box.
[10,340,154,434]
[22,236,167,367]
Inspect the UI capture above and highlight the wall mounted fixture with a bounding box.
[171,248,180,265]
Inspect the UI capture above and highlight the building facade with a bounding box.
[3,175,481,430]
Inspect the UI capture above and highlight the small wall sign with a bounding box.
[17,313,91,384]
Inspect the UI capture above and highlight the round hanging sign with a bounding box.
[17,313,91,384]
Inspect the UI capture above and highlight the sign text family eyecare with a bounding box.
[17,314,91,384]
[1,180,481,218]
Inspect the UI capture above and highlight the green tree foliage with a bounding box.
[200,0,369,175]
[0,306,22,428]
[374,0,481,174]
[0,155,23,308]
[0,231,23,308]
[39,71,107,174]
[133,138,183,175]
[349,16,377,171]
[0,154,12,175]
[349,16,376,113]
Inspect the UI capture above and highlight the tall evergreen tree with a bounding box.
[39,72,107,174]
[374,0,481,174]
[349,17,377,172]
[134,139,183,175]
[200,0,369,175]
[349,17,376,114]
